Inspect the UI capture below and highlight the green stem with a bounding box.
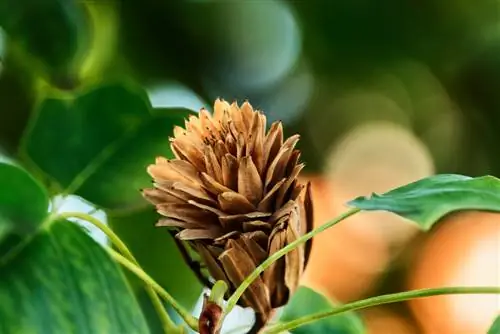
[59,212,194,333]
[209,280,229,306]
[264,286,500,334]
[60,212,134,260]
[224,208,361,315]
[148,292,184,334]
[109,249,199,332]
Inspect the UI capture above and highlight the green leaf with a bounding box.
[78,108,192,212]
[278,286,365,334]
[348,174,500,230]
[0,162,48,246]
[488,315,500,334]
[0,219,149,334]
[0,57,35,153]
[108,208,202,311]
[0,162,148,332]
[0,0,86,79]
[22,82,194,211]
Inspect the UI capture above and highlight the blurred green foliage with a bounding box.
[2,1,499,173]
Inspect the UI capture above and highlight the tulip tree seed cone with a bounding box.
[143,99,313,326]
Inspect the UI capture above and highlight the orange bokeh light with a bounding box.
[408,211,500,334]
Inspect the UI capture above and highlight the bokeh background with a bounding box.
[1,1,499,333]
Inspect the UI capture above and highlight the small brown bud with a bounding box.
[199,294,223,334]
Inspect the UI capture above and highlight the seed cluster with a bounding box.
[143,99,313,325]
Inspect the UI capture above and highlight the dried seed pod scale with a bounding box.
[143,99,313,333]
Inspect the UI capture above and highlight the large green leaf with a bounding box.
[278,286,365,334]
[108,208,202,310]
[0,162,48,247]
[22,82,193,211]
[0,0,86,79]
[78,108,191,212]
[348,174,500,230]
[0,163,148,332]
[0,219,149,334]
[488,315,500,334]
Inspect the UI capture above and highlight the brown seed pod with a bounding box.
[143,99,313,328]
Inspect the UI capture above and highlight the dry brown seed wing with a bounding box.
[225,133,237,156]
[142,188,184,205]
[153,181,192,203]
[167,160,201,184]
[238,156,263,204]
[284,209,304,294]
[265,135,300,188]
[173,126,185,138]
[263,121,283,168]
[290,183,305,201]
[214,99,230,123]
[219,240,271,314]
[218,191,256,214]
[285,150,301,176]
[213,140,228,161]
[257,178,286,212]
[264,148,289,189]
[199,172,234,196]
[200,109,219,139]
[186,114,203,135]
[267,237,290,305]
[221,154,238,191]
[274,163,305,209]
[301,181,314,268]
[171,141,206,172]
[213,231,240,245]
[242,220,272,232]
[229,102,246,133]
[219,212,271,230]
[172,181,216,206]
[156,218,204,229]
[204,145,223,184]
[251,114,266,174]
[239,234,268,265]
[170,140,189,161]
[147,164,186,184]
[263,220,287,305]
[177,228,223,240]
[245,111,260,157]
[236,133,246,160]
[298,182,312,236]
[245,230,269,250]
[240,101,254,130]
[269,200,296,224]
[187,200,227,217]
[156,203,217,225]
